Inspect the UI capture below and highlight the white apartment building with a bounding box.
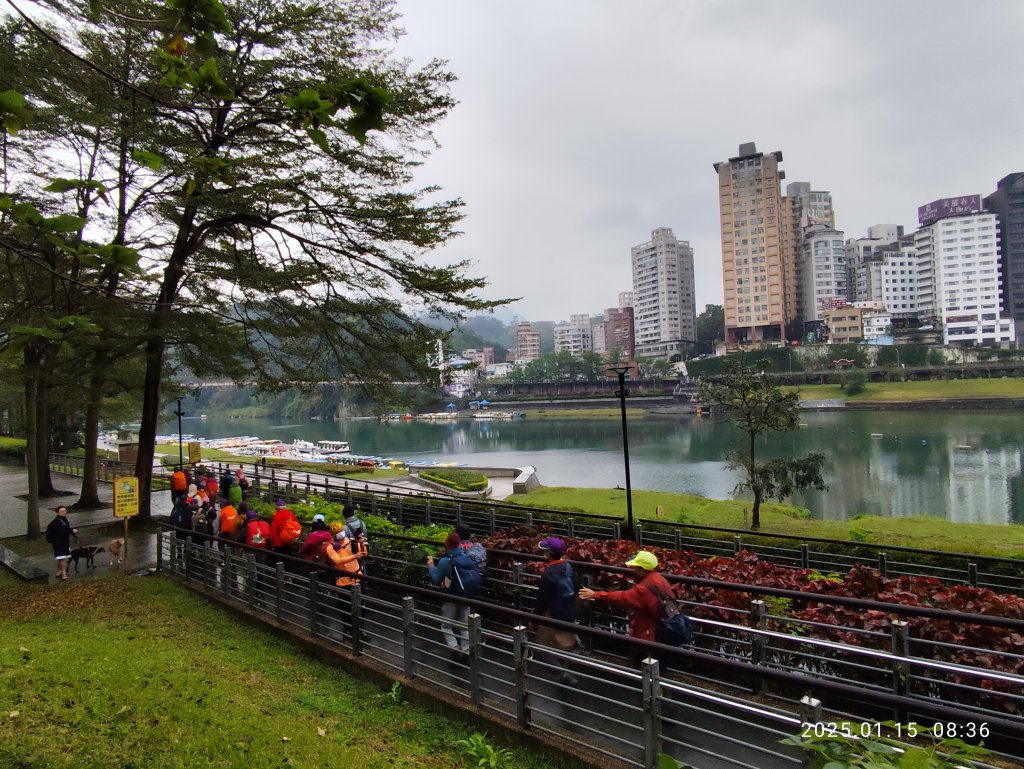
[553,313,593,356]
[855,301,891,341]
[800,224,847,323]
[631,227,697,357]
[914,197,1015,346]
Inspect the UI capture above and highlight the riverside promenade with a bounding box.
[0,464,171,583]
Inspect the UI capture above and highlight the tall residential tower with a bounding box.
[630,227,697,357]
[714,143,787,346]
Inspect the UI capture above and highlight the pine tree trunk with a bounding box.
[35,377,57,497]
[76,367,105,509]
[23,353,41,539]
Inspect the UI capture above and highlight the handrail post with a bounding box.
[733,535,743,555]
[275,561,286,623]
[468,612,483,706]
[526,511,534,529]
[222,545,232,598]
[799,696,822,765]
[247,553,257,610]
[800,544,810,570]
[635,521,644,545]
[513,624,529,728]
[424,500,431,526]
[308,572,319,635]
[878,552,888,578]
[890,620,909,719]
[402,596,416,678]
[674,528,682,551]
[512,561,524,611]
[202,540,212,589]
[749,599,767,695]
[456,502,463,528]
[396,497,404,526]
[642,657,663,769]
[305,473,311,499]
[183,536,192,582]
[488,509,496,536]
[567,517,575,538]
[351,583,363,655]
[968,562,978,587]
[613,522,622,540]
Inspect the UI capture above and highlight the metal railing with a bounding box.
[158,528,1023,767]
[199,458,1024,594]
[48,452,1023,593]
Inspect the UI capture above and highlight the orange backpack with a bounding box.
[278,517,302,546]
[219,505,238,535]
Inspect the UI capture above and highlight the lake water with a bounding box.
[161,410,1024,525]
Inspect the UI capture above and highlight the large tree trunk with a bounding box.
[134,335,167,521]
[35,376,57,497]
[751,490,762,531]
[23,352,41,539]
[76,366,105,509]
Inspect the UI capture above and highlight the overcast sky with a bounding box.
[391,0,1024,323]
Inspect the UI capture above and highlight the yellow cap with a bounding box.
[625,551,658,570]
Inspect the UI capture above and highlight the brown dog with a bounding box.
[108,538,125,565]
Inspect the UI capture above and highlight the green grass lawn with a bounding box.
[793,378,1024,402]
[0,571,555,769]
[527,407,647,420]
[506,486,1024,558]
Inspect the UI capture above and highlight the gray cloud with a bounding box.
[394,0,1024,320]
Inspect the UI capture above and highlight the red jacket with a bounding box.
[270,507,297,548]
[591,570,672,642]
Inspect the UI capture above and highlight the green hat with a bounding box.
[625,551,658,570]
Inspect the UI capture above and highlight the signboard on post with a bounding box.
[188,441,202,464]
[113,476,140,517]
[113,476,139,572]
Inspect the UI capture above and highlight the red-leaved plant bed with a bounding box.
[483,527,1024,713]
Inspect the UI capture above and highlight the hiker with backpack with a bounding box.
[270,499,302,558]
[578,550,673,664]
[323,530,368,639]
[427,532,483,662]
[531,536,579,685]
[299,514,333,564]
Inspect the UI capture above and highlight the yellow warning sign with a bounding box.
[113,476,140,517]
[188,441,202,464]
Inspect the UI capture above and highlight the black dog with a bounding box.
[69,546,104,573]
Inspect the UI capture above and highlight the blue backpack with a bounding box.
[449,552,483,598]
[649,583,694,646]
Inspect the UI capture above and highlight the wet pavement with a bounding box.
[0,465,170,584]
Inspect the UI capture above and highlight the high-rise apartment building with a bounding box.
[630,227,697,357]
[714,143,787,346]
[984,173,1024,345]
[783,182,836,325]
[553,314,593,356]
[914,196,1014,346]
[800,223,847,325]
[514,322,541,361]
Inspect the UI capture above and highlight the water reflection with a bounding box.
[164,410,1024,525]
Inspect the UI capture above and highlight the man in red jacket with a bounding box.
[578,550,671,647]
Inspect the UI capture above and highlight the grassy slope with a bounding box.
[0,572,551,769]
[506,487,1024,558]
[793,378,1024,402]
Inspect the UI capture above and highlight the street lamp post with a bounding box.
[608,365,635,540]
[173,398,185,466]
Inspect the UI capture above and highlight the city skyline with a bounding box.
[392,1,1024,321]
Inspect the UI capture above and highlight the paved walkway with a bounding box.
[0,464,170,584]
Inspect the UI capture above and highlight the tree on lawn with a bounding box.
[4,0,503,520]
[700,361,826,530]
